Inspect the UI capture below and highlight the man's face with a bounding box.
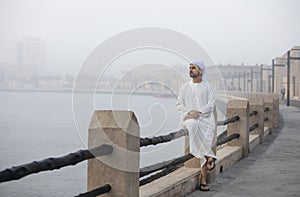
[189,64,201,78]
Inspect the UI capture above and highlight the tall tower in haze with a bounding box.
[15,36,47,76]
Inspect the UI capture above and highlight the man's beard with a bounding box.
[190,72,200,78]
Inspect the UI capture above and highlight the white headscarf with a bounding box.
[190,60,206,81]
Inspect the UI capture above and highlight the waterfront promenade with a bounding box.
[188,104,300,197]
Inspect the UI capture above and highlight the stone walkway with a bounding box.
[187,105,300,197]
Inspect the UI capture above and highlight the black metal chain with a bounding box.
[0,144,113,183]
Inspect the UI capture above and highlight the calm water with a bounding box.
[0,91,226,196]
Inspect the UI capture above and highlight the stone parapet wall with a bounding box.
[87,92,279,197]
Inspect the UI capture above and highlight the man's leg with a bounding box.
[200,162,209,191]
[206,156,216,170]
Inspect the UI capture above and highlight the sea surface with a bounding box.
[0,91,226,196]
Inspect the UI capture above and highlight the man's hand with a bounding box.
[183,110,201,121]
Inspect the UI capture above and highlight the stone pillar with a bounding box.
[249,98,264,144]
[227,100,250,158]
[273,94,279,128]
[88,110,140,197]
[263,96,274,134]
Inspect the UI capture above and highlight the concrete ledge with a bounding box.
[249,134,260,152]
[291,98,300,108]
[140,167,200,197]
[140,146,245,196]
[215,146,242,175]
[140,131,269,196]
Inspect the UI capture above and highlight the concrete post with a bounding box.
[273,94,279,128]
[227,100,250,158]
[88,110,140,197]
[249,98,264,144]
[263,96,274,134]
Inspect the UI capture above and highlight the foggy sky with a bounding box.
[0,0,300,75]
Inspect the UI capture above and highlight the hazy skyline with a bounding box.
[1,0,300,75]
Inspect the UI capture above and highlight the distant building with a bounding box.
[13,36,47,76]
[0,62,6,87]
[207,64,263,92]
[274,46,300,98]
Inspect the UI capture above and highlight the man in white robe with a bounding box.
[176,60,217,191]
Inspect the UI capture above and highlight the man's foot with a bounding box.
[207,158,216,171]
[199,183,210,191]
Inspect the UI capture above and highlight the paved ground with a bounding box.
[187,105,300,197]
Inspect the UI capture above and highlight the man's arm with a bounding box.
[176,85,189,117]
[198,84,215,116]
